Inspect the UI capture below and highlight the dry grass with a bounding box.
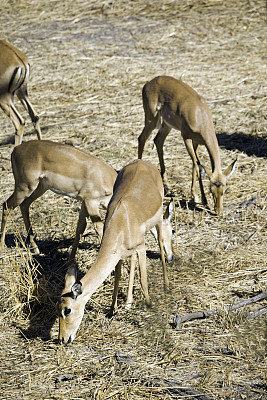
[0,0,266,399]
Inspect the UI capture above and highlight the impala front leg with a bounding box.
[156,224,170,289]
[125,252,137,310]
[109,260,122,315]
[197,168,208,208]
[190,143,199,203]
[193,144,208,207]
[183,138,199,202]
[184,138,208,206]
[137,244,151,307]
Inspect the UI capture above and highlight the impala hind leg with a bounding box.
[0,184,36,250]
[20,182,47,254]
[17,85,42,140]
[154,122,171,188]
[85,199,104,242]
[138,110,159,159]
[0,98,25,146]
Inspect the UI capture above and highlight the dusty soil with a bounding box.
[0,1,266,399]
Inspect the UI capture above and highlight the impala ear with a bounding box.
[163,198,174,223]
[71,282,83,299]
[224,159,237,179]
[199,164,212,179]
[64,265,77,290]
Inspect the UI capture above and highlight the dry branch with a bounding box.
[147,377,213,400]
[173,292,267,329]
[249,305,267,319]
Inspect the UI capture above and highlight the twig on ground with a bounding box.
[249,304,267,319]
[173,291,267,329]
[148,377,213,400]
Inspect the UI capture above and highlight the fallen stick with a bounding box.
[173,291,267,330]
[163,378,213,399]
[143,377,213,400]
[249,304,267,319]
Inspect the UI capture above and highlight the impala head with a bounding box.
[151,199,174,262]
[57,266,85,344]
[199,159,237,214]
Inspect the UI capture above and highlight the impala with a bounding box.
[138,75,236,213]
[0,140,117,259]
[0,40,41,146]
[58,159,174,344]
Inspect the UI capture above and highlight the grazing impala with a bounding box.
[0,140,117,259]
[0,40,41,146]
[138,76,236,213]
[58,159,174,344]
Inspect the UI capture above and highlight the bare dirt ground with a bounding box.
[0,1,266,399]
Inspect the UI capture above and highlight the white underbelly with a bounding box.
[50,188,78,199]
[39,172,82,200]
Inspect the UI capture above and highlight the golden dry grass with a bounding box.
[0,0,266,399]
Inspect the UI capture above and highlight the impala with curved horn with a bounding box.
[0,140,117,259]
[58,159,174,344]
[0,40,41,146]
[138,75,236,213]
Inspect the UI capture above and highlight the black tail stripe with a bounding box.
[8,67,19,93]
[8,66,27,94]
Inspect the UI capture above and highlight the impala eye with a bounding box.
[64,307,71,316]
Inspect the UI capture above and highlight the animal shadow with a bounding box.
[13,236,98,342]
[16,246,70,341]
[217,132,267,158]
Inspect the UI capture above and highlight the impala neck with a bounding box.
[205,128,222,173]
[80,234,122,302]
